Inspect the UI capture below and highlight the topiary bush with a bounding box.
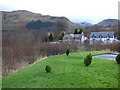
[84,53,92,66]
[116,54,120,64]
[45,65,51,72]
[66,49,70,56]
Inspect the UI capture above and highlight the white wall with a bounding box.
[90,37,115,45]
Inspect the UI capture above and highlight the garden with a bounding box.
[2,51,119,88]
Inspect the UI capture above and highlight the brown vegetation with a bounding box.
[2,30,68,76]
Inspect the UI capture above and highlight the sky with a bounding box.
[0,0,119,24]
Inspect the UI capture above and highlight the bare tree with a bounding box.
[52,20,68,41]
[83,25,102,38]
[118,20,120,52]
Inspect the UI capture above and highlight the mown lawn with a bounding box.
[2,51,118,88]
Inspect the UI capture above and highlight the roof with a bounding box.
[63,34,83,39]
[90,31,115,38]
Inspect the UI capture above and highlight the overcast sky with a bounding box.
[0,0,119,24]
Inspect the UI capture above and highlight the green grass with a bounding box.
[2,51,118,88]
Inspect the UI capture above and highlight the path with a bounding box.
[93,52,119,60]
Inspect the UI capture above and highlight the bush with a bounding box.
[116,54,120,64]
[45,65,51,72]
[66,49,70,56]
[84,53,92,66]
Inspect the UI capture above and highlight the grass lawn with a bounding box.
[2,51,119,88]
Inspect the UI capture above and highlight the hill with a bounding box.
[2,51,118,88]
[97,19,118,28]
[76,22,92,26]
[2,10,80,31]
[2,10,118,32]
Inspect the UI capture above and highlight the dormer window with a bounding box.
[107,34,110,38]
[92,34,96,38]
[99,34,103,38]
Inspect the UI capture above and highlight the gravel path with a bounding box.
[93,52,119,60]
[93,54,117,60]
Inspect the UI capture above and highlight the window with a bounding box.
[92,34,96,38]
[99,34,103,38]
[107,34,110,38]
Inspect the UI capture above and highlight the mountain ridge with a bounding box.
[1,10,118,31]
[2,10,80,31]
[96,19,118,28]
[76,22,93,26]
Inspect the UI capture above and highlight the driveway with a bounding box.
[93,52,119,60]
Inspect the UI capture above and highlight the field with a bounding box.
[2,51,118,88]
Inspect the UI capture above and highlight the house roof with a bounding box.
[90,31,115,38]
[63,34,83,39]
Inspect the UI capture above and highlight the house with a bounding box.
[62,33,87,45]
[89,31,119,45]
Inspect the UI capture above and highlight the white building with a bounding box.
[90,31,119,45]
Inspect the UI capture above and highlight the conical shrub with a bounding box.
[84,53,92,66]
[116,54,120,64]
[45,65,51,72]
[66,49,70,56]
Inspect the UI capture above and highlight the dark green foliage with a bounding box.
[79,28,83,34]
[84,53,92,66]
[59,32,65,40]
[74,28,78,34]
[61,32,65,36]
[66,49,70,56]
[45,37,48,42]
[116,54,120,64]
[45,65,51,72]
[49,33,53,42]
[26,20,54,30]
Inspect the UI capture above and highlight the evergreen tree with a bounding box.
[45,37,48,42]
[60,32,65,40]
[79,28,83,34]
[61,32,65,37]
[66,49,70,56]
[84,53,92,66]
[49,33,53,42]
[74,28,78,34]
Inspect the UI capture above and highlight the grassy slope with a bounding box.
[2,51,118,88]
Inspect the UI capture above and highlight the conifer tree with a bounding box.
[74,28,78,34]
[49,33,53,42]
[79,28,83,34]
